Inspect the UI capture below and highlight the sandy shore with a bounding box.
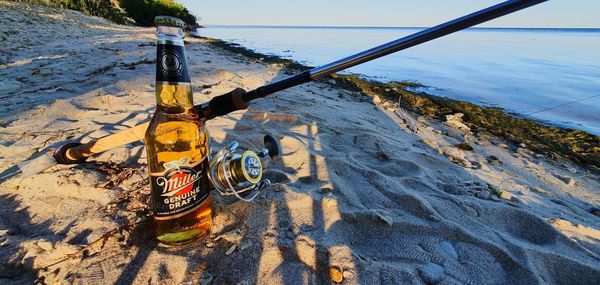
[1,2,599,284]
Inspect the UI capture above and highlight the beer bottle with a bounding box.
[145,16,212,245]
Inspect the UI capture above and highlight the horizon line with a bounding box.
[200,24,600,30]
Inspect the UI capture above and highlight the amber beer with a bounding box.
[145,16,212,245]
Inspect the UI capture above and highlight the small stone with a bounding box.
[21,247,43,268]
[198,272,214,285]
[443,184,466,195]
[240,240,252,251]
[372,95,382,105]
[519,143,527,148]
[319,186,334,192]
[550,218,572,227]
[444,119,470,132]
[499,191,513,201]
[0,229,9,237]
[120,230,131,245]
[376,150,390,161]
[199,262,209,270]
[439,241,458,259]
[225,244,237,256]
[372,210,393,226]
[421,139,438,149]
[516,147,534,158]
[322,193,338,209]
[36,240,53,251]
[205,242,215,248]
[455,143,473,151]
[567,167,577,173]
[384,88,391,92]
[441,146,464,159]
[0,240,8,247]
[535,153,544,159]
[486,155,502,166]
[272,184,285,192]
[475,191,490,200]
[450,157,471,168]
[555,175,577,186]
[418,263,444,284]
[497,143,509,149]
[329,266,344,283]
[486,155,501,166]
[532,187,548,195]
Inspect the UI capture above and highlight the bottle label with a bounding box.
[156,43,190,84]
[150,156,210,220]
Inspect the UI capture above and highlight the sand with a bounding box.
[1,2,599,284]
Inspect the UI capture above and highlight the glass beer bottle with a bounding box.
[145,16,212,246]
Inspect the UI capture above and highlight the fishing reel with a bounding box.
[207,135,280,202]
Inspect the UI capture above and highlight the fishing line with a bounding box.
[525,94,600,116]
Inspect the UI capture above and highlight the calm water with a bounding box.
[196,26,600,135]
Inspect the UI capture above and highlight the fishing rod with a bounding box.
[3,0,546,182]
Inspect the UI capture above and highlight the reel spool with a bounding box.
[208,135,280,202]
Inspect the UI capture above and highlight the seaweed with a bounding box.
[331,73,600,169]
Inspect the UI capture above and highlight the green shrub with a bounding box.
[12,0,198,27]
[15,0,133,24]
[119,0,197,27]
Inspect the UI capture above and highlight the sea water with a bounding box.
[196,26,600,135]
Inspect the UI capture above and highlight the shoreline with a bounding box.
[196,35,600,170]
[199,25,600,32]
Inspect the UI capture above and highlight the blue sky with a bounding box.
[178,0,597,28]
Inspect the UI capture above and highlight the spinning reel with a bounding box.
[207,135,280,202]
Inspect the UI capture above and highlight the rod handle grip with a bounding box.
[197,88,249,119]
[53,142,89,164]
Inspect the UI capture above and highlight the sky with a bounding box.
[178,0,598,28]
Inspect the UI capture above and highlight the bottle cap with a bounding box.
[154,16,185,28]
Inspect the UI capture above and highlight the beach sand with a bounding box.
[1,2,599,284]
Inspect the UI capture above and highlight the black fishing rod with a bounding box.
[197,0,548,119]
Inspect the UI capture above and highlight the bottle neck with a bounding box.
[155,25,193,113]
